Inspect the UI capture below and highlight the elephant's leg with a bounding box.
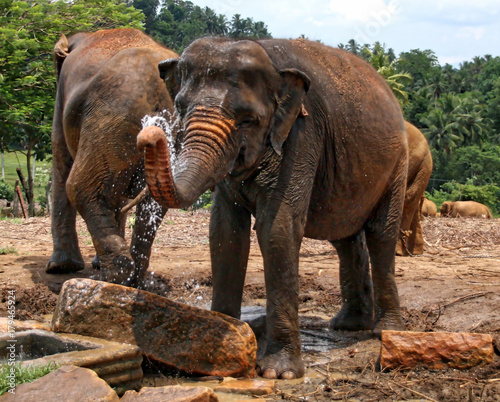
[254,205,304,380]
[210,187,251,318]
[47,111,84,274]
[66,158,135,286]
[365,187,405,333]
[130,195,167,284]
[329,231,373,331]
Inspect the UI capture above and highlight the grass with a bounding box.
[1,152,51,201]
[0,247,17,255]
[0,363,60,396]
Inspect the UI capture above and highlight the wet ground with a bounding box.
[1,210,499,400]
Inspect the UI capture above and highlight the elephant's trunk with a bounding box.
[137,107,236,209]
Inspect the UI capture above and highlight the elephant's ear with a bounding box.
[158,58,180,99]
[270,68,311,155]
[53,34,69,82]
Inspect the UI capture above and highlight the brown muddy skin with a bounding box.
[138,38,408,379]
[48,29,177,286]
[396,122,433,256]
[441,200,493,218]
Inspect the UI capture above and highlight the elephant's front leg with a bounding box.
[254,207,304,380]
[210,188,251,318]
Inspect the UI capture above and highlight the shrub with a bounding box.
[0,179,14,202]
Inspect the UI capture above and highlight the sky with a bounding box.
[190,0,500,66]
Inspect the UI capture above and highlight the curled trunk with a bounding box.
[137,107,236,209]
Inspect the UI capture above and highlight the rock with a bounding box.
[51,278,256,377]
[0,317,51,334]
[121,385,218,401]
[215,379,275,395]
[380,330,494,370]
[0,365,119,401]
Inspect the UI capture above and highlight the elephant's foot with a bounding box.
[329,303,373,331]
[257,349,304,380]
[99,255,139,287]
[372,310,405,336]
[46,251,85,274]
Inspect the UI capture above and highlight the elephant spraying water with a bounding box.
[138,38,408,379]
[48,29,178,286]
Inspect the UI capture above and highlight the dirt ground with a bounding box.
[1,210,499,401]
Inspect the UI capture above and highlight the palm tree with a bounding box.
[363,43,413,105]
[421,109,461,154]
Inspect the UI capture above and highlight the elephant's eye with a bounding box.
[238,115,257,128]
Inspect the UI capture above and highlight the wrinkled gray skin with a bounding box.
[138,38,408,379]
[47,29,177,286]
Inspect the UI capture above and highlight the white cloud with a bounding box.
[189,0,500,65]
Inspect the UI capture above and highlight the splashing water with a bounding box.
[141,110,180,175]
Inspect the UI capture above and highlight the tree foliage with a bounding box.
[133,0,271,53]
[0,0,144,214]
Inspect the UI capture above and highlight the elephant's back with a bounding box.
[58,29,177,158]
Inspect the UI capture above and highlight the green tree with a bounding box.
[0,0,144,215]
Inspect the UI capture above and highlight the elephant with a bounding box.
[396,122,433,256]
[440,201,492,218]
[47,29,177,286]
[422,198,437,217]
[137,37,408,379]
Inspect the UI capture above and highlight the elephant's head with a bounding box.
[440,201,453,217]
[137,38,310,209]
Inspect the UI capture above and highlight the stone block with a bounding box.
[0,365,119,401]
[51,278,256,377]
[215,378,275,395]
[121,385,218,401]
[380,330,494,370]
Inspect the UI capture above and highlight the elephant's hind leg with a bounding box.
[329,231,373,331]
[47,110,84,274]
[365,180,405,333]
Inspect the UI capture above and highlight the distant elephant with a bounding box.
[440,201,492,218]
[396,122,433,256]
[137,38,408,379]
[422,198,437,217]
[47,29,177,286]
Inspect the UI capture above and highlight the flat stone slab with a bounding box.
[51,278,256,377]
[121,385,218,401]
[0,365,119,401]
[380,330,494,370]
[0,329,142,395]
[215,379,275,395]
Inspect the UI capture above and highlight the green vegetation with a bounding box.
[0,246,17,255]
[0,363,59,395]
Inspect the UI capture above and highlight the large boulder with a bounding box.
[51,279,256,377]
[0,365,119,401]
[380,330,494,370]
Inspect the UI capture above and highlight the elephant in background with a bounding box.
[137,38,408,379]
[396,122,433,256]
[48,29,177,286]
[440,201,492,218]
[422,198,438,217]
